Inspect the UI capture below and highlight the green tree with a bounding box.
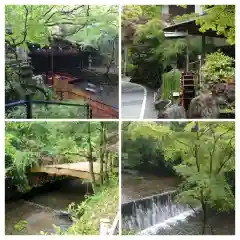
[121,5,214,88]
[172,5,235,45]
[5,122,118,192]
[128,121,235,234]
[5,5,118,49]
[5,5,119,108]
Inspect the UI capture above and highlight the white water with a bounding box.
[122,193,199,234]
[138,208,200,235]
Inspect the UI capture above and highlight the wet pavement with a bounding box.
[121,78,158,119]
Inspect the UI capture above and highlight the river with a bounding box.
[122,172,180,204]
[122,173,235,235]
[5,179,90,235]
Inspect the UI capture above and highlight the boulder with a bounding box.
[188,91,219,118]
[158,104,186,119]
[154,99,171,111]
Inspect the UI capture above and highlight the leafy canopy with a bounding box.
[197,5,235,45]
[5,122,118,191]
[5,5,118,49]
[127,121,235,211]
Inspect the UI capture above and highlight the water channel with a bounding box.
[5,178,91,235]
[122,173,235,235]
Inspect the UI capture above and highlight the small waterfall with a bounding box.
[122,191,198,234]
[139,208,200,235]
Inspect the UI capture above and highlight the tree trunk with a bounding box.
[87,122,96,192]
[104,151,109,181]
[99,123,104,185]
[100,122,107,185]
[109,152,113,173]
[201,199,208,234]
[105,39,116,75]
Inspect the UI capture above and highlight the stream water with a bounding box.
[5,179,90,235]
[122,173,235,235]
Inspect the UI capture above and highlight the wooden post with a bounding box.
[25,94,32,119]
[100,218,110,235]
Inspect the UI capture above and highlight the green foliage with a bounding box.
[201,51,235,83]
[6,100,87,119]
[64,177,118,235]
[173,5,235,45]
[197,5,235,45]
[5,122,118,191]
[5,5,118,49]
[5,5,119,104]
[122,5,142,21]
[127,121,235,213]
[174,12,199,23]
[65,5,118,49]
[14,220,28,232]
[5,5,51,48]
[122,5,235,89]
[161,70,181,99]
[126,63,136,75]
[122,123,176,176]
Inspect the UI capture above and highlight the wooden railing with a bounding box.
[49,73,119,119]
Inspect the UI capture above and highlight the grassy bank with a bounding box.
[64,177,119,235]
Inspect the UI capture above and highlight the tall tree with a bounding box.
[128,121,235,234]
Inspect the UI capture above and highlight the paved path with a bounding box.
[121,77,158,119]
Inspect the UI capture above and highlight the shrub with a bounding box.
[201,51,235,84]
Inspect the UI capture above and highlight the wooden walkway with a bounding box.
[50,73,119,119]
[31,162,118,181]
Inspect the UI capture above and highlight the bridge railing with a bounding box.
[5,94,92,119]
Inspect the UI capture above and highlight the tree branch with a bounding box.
[217,136,234,173]
[43,6,55,17]
[60,5,85,15]
[48,5,90,36]
[15,5,29,47]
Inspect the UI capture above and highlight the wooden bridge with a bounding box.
[31,162,116,181]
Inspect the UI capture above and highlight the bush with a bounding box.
[6,100,87,119]
[64,177,119,235]
[126,63,136,76]
[122,133,176,176]
[201,51,235,84]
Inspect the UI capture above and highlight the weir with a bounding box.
[122,191,198,235]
